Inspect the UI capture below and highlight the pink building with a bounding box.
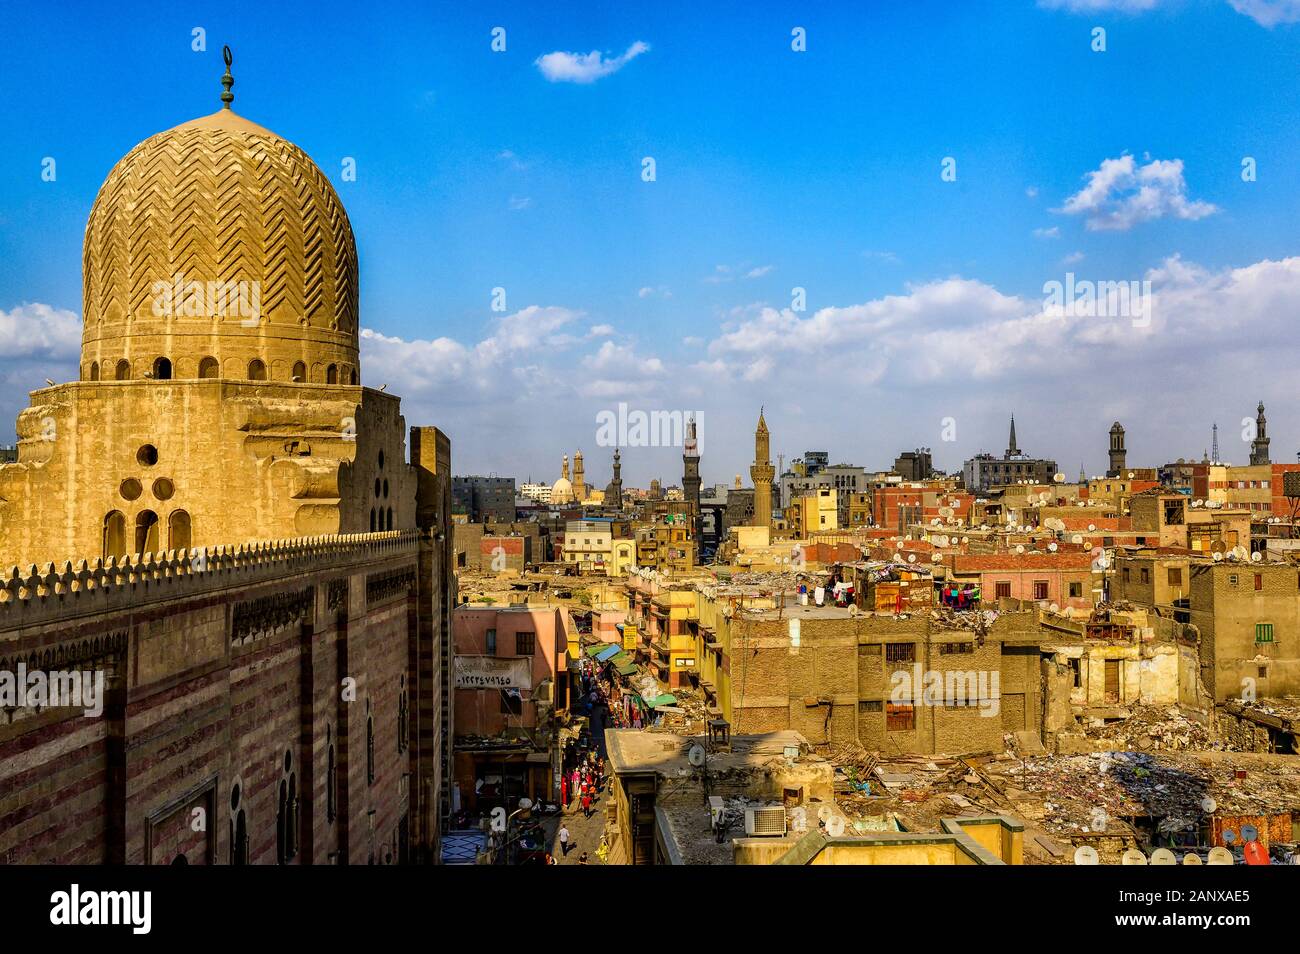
[451,605,572,812]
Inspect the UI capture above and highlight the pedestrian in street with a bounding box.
[578,851,589,865]
[581,789,592,818]
[559,823,571,856]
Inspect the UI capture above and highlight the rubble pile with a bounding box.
[929,606,998,634]
[987,750,1300,839]
[1081,706,1217,752]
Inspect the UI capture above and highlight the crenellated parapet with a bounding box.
[0,530,418,630]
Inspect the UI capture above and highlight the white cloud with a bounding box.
[1062,251,1086,265]
[1037,0,1161,12]
[6,249,1297,487]
[745,265,775,279]
[637,285,671,299]
[0,303,81,359]
[535,41,650,84]
[508,195,532,211]
[497,150,528,171]
[1025,186,1040,199]
[1229,0,1300,25]
[1033,226,1060,239]
[1041,0,1299,28]
[1058,154,1217,231]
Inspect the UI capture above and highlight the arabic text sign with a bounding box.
[454,655,531,689]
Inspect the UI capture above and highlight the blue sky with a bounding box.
[2,0,1299,487]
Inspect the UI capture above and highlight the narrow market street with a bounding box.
[544,687,614,864]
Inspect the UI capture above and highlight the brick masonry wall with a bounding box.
[0,541,426,865]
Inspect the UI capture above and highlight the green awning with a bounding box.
[616,662,639,676]
[646,693,677,708]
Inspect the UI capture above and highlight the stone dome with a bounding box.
[551,477,575,504]
[80,106,360,384]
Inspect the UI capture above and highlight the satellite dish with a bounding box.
[687,744,706,768]
[1049,602,1059,613]
[1049,542,1059,552]
[1150,848,1177,866]
[1212,551,1223,562]
[1250,552,1261,562]
[893,553,903,562]
[1072,534,1083,544]
[907,553,916,563]
[1207,847,1234,865]
[1221,829,1238,846]
[1200,795,1217,814]
[848,604,860,615]
[824,814,846,836]
[1240,824,1259,843]
[1073,846,1100,865]
[1053,473,1065,483]
[931,554,942,562]
[961,537,968,544]
[1015,544,1025,554]
[1087,524,1096,532]
[1182,853,1203,865]
[1121,848,1148,866]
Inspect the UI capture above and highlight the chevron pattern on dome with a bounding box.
[82,115,358,336]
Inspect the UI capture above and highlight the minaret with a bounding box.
[682,415,702,535]
[1250,401,1270,466]
[1079,463,1087,484]
[750,408,775,528]
[573,450,586,501]
[606,449,623,509]
[1006,415,1019,458]
[1107,422,1127,477]
[1211,423,1219,464]
[561,455,570,481]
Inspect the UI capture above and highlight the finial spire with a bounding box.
[220,45,235,109]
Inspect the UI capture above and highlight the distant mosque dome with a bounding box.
[551,477,575,504]
[80,49,359,384]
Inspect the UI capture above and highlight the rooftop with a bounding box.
[605,728,822,777]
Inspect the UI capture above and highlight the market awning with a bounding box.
[645,693,678,708]
[616,662,639,676]
[594,644,621,662]
[584,644,608,658]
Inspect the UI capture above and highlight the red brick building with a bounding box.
[946,552,1096,611]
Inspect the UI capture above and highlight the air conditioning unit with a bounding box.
[744,805,787,837]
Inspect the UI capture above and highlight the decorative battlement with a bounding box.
[0,530,419,629]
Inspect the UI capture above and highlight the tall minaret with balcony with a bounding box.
[1250,401,1271,466]
[750,409,775,528]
